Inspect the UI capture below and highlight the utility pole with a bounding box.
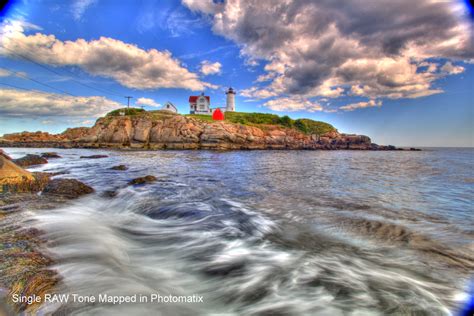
[124,96,133,114]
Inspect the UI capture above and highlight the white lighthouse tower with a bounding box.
[225,87,236,112]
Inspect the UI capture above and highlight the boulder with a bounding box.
[41,152,61,158]
[110,164,128,171]
[128,175,157,185]
[0,156,49,193]
[80,155,108,159]
[42,178,94,198]
[13,154,48,167]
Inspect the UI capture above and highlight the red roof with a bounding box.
[189,95,210,103]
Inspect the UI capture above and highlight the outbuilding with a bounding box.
[162,101,178,113]
[212,108,224,120]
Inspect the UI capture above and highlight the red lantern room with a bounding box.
[212,108,225,120]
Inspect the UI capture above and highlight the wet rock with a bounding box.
[110,164,128,171]
[0,156,50,193]
[410,148,422,151]
[80,155,108,159]
[41,152,61,158]
[102,190,118,198]
[13,154,48,167]
[42,178,94,198]
[128,175,157,185]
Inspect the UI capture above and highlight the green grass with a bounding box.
[105,108,335,135]
[293,119,336,135]
[106,108,145,116]
[187,111,336,135]
[185,114,215,122]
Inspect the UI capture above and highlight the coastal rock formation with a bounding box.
[13,154,48,167]
[43,178,94,198]
[0,112,397,150]
[0,156,49,193]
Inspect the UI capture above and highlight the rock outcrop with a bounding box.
[0,113,398,150]
[13,154,48,167]
[0,156,49,193]
[42,178,94,198]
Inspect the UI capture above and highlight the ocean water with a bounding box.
[4,148,474,315]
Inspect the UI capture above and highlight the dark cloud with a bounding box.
[184,0,473,110]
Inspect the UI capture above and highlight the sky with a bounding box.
[0,0,473,147]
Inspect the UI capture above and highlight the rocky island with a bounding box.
[0,109,401,150]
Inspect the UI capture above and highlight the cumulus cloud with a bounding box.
[340,100,382,111]
[136,97,161,107]
[0,21,214,91]
[264,97,322,112]
[240,87,277,99]
[0,88,121,117]
[183,0,473,111]
[200,60,222,75]
[440,61,465,75]
[71,0,96,21]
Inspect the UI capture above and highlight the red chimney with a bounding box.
[212,108,225,120]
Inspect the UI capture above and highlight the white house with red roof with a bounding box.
[189,93,211,114]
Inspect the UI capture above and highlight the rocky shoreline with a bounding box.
[0,151,93,313]
[0,150,164,313]
[0,111,412,151]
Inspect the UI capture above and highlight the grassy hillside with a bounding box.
[106,108,146,116]
[188,112,336,135]
[106,109,336,136]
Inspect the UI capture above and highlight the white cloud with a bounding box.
[0,68,27,78]
[0,21,213,91]
[0,88,121,117]
[136,97,161,107]
[71,0,96,21]
[240,87,277,99]
[256,73,276,83]
[440,61,465,75]
[0,68,11,77]
[264,97,322,112]
[340,100,382,111]
[200,60,222,75]
[183,0,473,111]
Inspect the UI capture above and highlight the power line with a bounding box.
[0,82,31,91]
[0,45,124,97]
[1,66,76,96]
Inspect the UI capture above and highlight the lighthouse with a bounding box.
[225,87,236,112]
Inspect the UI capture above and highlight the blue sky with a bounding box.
[0,0,472,147]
